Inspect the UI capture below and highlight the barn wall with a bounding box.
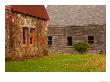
[6,10,48,60]
[48,25,106,53]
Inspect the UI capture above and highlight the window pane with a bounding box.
[30,28,35,45]
[88,36,94,40]
[88,40,94,43]
[48,36,52,45]
[88,36,94,44]
[30,37,32,44]
[48,36,52,40]
[23,28,28,45]
[48,41,52,45]
[23,29,25,44]
[67,36,72,46]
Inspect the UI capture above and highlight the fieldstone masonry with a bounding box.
[6,10,48,60]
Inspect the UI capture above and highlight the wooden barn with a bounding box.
[47,5,106,54]
[5,5,49,60]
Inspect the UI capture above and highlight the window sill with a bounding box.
[48,45,52,47]
[22,44,34,47]
[67,46,73,48]
[22,44,28,47]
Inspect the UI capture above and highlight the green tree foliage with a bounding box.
[73,42,89,54]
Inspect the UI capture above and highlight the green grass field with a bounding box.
[5,53,106,72]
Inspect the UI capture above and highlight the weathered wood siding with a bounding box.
[48,25,106,53]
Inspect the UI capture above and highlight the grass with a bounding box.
[5,53,106,72]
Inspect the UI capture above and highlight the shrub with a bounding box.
[73,42,89,54]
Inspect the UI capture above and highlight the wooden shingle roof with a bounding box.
[47,5,106,26]
[6,5,49,20]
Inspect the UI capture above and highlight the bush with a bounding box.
[73,42,89,54]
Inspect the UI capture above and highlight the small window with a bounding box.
[67,36,72,46]
[23,28,28,45]
[88,36,94,44]
[48,36,52,45]
[23,28,35,46]
[30,28,35,45]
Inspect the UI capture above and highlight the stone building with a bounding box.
[5,5,49,60]
[47,5,106,53]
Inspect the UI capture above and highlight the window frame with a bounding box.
[23,27,35,46]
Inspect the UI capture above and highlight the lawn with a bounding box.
[5,53,106,72]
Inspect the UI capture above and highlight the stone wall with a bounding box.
[5,10,48,60]
[48,25,106,53]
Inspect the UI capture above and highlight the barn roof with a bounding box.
[47,5,106,26]
[6,5,49,20]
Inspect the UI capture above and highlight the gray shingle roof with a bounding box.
[47,5,106,26]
